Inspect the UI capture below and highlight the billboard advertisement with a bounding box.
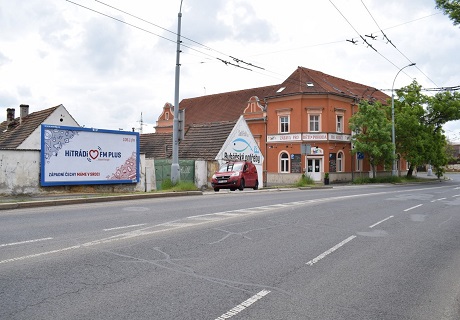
[215,116,264,188]
[40,125,140,186]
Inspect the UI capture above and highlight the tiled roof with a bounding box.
[140,132,172,159]
[273,67,389,103]
[0,105,59,149]
[140,121,236,160]
[178,121,236,160]
[179,85,279,125]
[173,67,389,129]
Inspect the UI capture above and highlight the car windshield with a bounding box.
[218,163,243,172]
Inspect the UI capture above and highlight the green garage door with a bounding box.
[154,159,195,190]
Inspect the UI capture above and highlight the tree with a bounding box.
[349,100,393,178]
[435,0,460,26]
[392,81,431,177]
[392,80,460,177]
[425,90,460,131]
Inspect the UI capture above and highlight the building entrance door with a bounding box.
[307,158,322,182]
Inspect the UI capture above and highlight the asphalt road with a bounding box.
[1,177,460,319]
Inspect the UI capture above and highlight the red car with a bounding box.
[211,161,259,192]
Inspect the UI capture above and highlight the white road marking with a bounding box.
[0,245,81,264]
[0,237,53,248]
[431,198,447,202]
[404,204,423,212]
[306,235,356,266]
[214,290,271,320]
[452,194,460,197]
[103,223,146,231]
[2,186,449,265]
[369,216,394,228]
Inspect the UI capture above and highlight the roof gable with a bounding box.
[0,105,60,149]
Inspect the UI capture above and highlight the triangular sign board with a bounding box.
[215,116,264,188]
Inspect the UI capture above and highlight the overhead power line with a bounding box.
[66,0,448,100]
[380,85,460,92]
[328,0,402,72]
[66,0,265,72]
[360,0,439,88]
[65,0,175,43]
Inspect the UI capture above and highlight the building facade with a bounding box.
[155,66,394,185]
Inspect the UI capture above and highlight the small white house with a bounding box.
[0,104,156,195]
[0,104,80,194]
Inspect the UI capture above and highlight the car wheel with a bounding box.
[214,188,219,192]
[230,188,236,191]
[253,180,259,190]
[238,179,245,191]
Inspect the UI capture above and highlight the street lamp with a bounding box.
[391,62,416,176]
[171,0,184,184]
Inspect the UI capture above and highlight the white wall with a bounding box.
[0,150,41,194]
[0,150,155,195]
[195,160,208,190]
[140,156,156,192]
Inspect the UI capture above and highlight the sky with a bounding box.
[1,0,459,142]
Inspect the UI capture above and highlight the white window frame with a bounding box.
[309,114,320,132]
[280,152,290,173]
[336,115,343,133]
[279,115,289,133]
[337,151,344,172]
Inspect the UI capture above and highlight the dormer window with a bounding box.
[165,112,169,120]
[306,82,314,87]
[276,87,286,93]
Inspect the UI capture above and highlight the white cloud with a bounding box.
[0,0,459,141]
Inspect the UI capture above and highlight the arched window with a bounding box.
[280,152,289,173]
[337,152,344,172]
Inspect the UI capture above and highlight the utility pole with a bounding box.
[391,62,416,176]
[171,0,183,184]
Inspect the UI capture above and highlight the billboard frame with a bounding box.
[40,125,140,186]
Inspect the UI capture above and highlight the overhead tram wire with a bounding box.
[360,0,440,88]
[94,0,216,54]
[380,85,460,92]
[66,0,424,97]
[69,0,265,72]
[328,0,402,72]
[65,0,414,99]
[65,0,175,44]
[94,0,264,70]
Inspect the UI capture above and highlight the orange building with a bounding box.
[154,66,391,185]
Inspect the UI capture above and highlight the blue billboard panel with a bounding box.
[40,125,140,186]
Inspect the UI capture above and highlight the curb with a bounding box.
[0,191,203,211]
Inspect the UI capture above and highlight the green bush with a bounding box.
[295,174,315,187]
[352,176,402,184]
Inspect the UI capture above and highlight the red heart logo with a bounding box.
[89,150,99,159]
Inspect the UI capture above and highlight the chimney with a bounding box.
[20,104,29,124]
[6,108,15,125]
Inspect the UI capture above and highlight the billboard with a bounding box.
[215,116,264,188]
[40,125,140,186]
